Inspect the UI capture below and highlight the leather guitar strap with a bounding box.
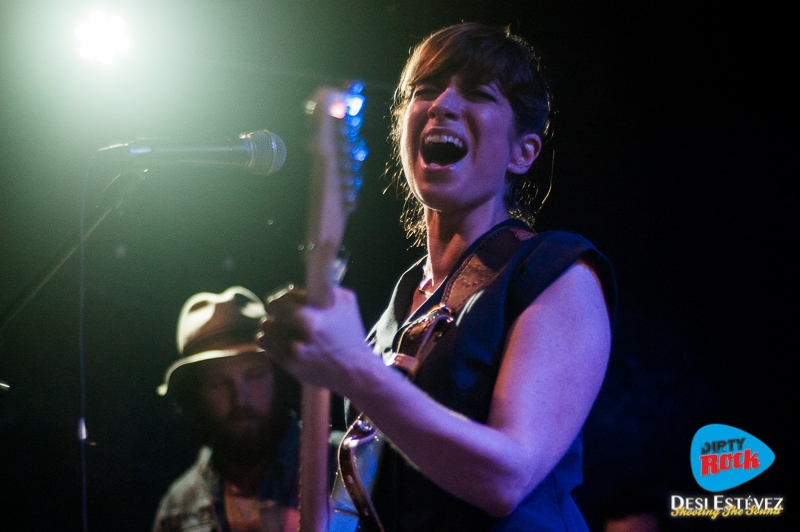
[440,225,534,318]
[397,224,535,374]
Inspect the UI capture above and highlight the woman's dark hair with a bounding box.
[391,22,552,245]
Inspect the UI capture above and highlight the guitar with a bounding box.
[299,81,368,532]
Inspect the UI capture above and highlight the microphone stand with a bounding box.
[0,168,147,389]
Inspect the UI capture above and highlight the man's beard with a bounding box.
[203,406,287,466]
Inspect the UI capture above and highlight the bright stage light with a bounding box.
[76,11,131,65]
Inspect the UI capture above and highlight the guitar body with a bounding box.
[329,419,385,532]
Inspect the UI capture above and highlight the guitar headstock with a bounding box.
[304,82,368,308]
[306,81,368,213]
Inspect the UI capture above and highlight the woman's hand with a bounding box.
[257,285,378,396]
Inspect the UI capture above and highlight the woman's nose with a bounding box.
[428,88,462,120]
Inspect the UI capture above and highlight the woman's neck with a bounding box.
[423,205,509,288]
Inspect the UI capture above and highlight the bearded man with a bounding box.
[153,286,300,532]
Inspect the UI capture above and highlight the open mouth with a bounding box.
[421,134,467,167]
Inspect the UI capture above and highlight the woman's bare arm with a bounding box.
[260,261,610,517]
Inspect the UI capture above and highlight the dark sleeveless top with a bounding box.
[365,220,616,532]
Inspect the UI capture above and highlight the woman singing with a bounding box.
[260,22,616,532]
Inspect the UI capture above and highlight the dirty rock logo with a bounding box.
[669,424,783,520]
[690,424,774,491]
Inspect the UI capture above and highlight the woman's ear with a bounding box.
[507,133,542,175]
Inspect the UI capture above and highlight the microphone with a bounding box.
[94,130,287,176]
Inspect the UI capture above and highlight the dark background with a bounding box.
[0,0,794,530]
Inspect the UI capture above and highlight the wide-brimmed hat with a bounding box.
[157,286,266,396]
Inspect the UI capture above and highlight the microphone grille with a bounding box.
[245,130,287,175]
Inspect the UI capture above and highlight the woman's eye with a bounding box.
[414,86,439,98]
[471,89,496,101]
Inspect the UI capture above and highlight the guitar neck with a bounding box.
[299,202,347,532]
[299,384,332,532]
[298,82,367,532]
